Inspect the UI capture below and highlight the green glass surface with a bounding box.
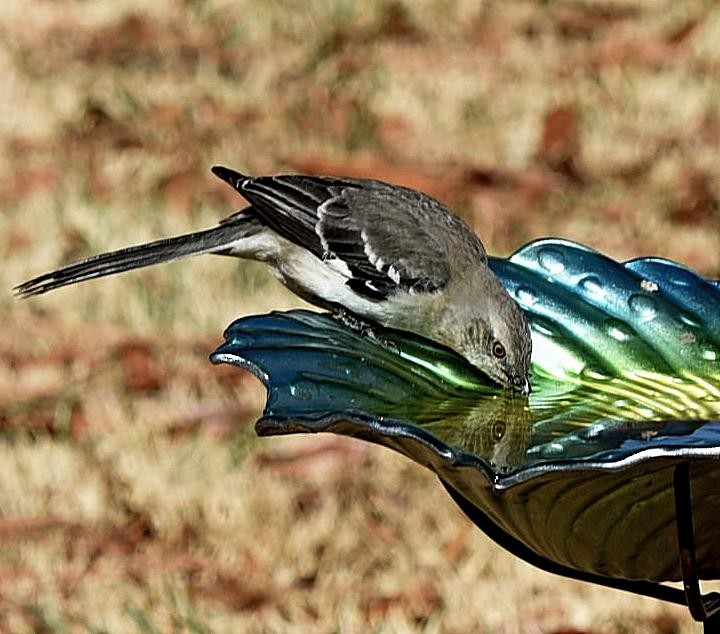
[212,239,720,582]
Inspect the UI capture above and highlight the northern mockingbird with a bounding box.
[16,166,532,394]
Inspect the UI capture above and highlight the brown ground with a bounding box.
[2,1,720,632]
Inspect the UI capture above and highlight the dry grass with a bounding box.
[2,0,720,631]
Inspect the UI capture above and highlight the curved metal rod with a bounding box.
[673,463,720,628]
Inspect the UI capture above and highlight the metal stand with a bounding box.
[441,463,720,632]
[673,463,720,631]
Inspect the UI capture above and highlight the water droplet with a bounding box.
[579,275,605,297]
[628,294,657,321]
[605,319,633,342]
[230,333,255,347]
[668,274,690,288]
[531,322,556,337]
[515,286,537,306]
[581,367,611,381]
[543,442,565,456]
[538,247,566,274]
[678,313,700,328]
[289,382,318,401]
[640,279,659,293]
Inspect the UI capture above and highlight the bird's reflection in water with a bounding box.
[420,395,534,475]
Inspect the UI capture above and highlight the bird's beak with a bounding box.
[513,375,531,396]
[500,367,531,396]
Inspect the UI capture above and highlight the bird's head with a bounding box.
[460,290,532,395]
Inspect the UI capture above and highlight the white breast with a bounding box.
[224,229,443,336]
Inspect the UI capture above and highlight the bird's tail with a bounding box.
[15,215,259,298]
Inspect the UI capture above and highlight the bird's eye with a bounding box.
[492,341,506,359]
[491,420,506,441]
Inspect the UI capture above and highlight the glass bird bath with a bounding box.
[211,239,720,628]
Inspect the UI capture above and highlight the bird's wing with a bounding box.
[314,185,451,299]
[213,167,466,300]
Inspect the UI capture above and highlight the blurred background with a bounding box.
[2,0,719,631]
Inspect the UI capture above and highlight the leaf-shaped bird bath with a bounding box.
[211,239,720,623]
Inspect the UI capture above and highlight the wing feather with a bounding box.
[212,168,474,300]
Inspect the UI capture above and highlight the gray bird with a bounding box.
[16,166,532,394]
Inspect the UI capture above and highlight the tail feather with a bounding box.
[15,216,258,298]
[211,165,248,191]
